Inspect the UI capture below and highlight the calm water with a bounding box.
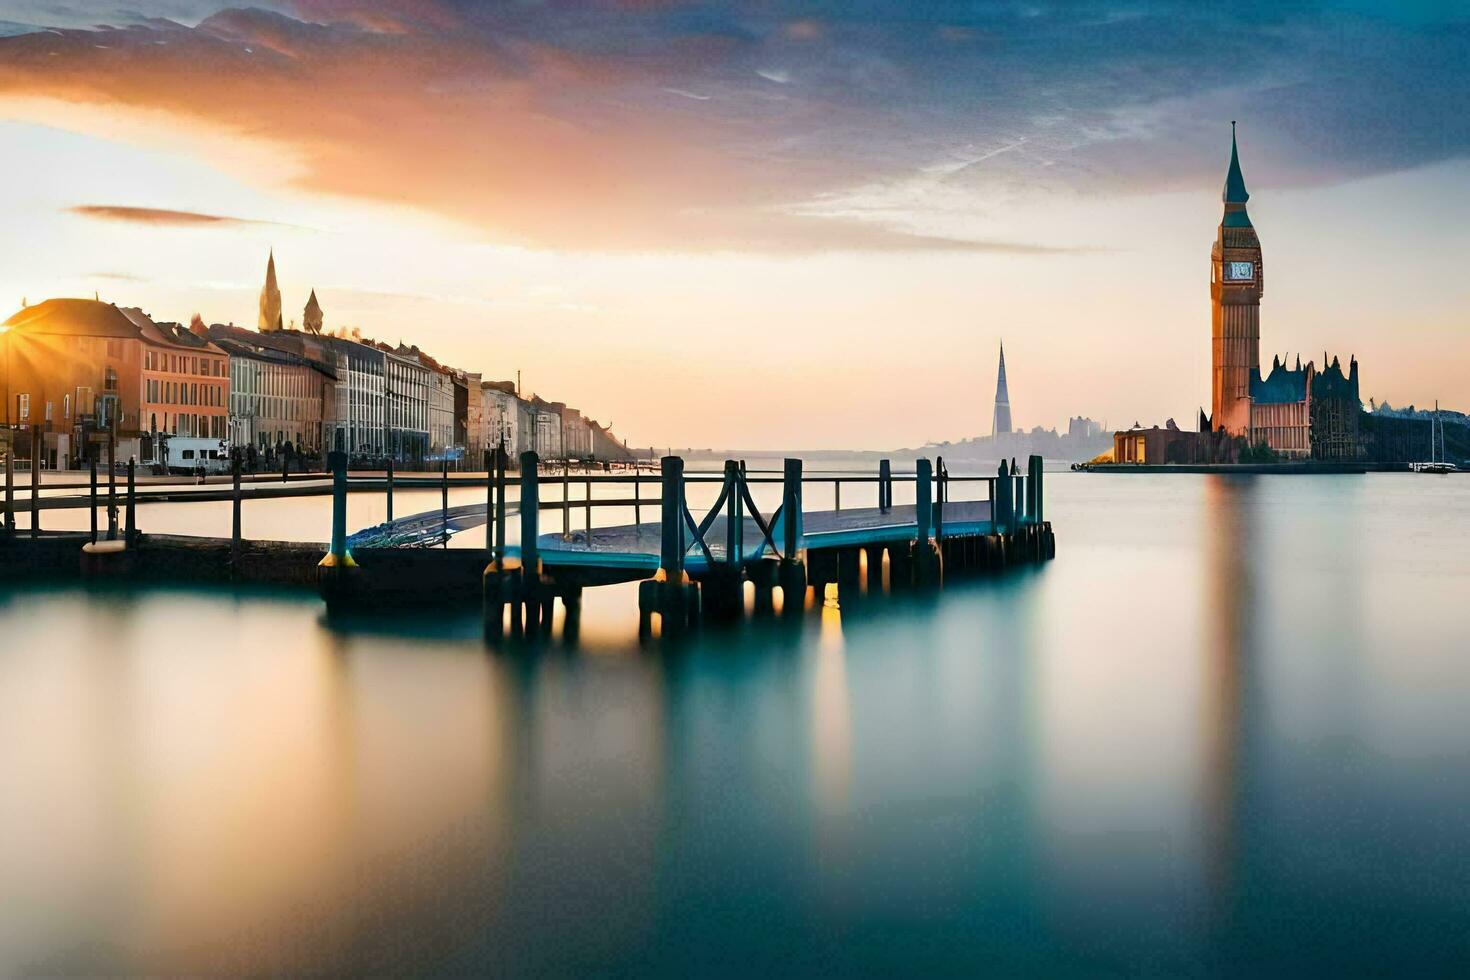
[3,473,1469,975]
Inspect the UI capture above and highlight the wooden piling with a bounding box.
[484,450,494,554]
[481,449,518,645]
[386,457,394,524]
[231,450,243,563]
[326,451,350,565]
[520,451,540,569]
[3,448,13,538]
[441,456,449,548]
[724,460,740,563]
[915,458,933,540]
[30,424,40,538]
[778,458,806,615]
[125,458,137,544]
[660,455,685,580]
[1028,454,1044,524]
[995,459,1012,533]
[913,458,941,588]
[89,456,99,545]
[562,459,570,539]
[879,458,892,513]
[107,417,117,540]
[494,447,507,557]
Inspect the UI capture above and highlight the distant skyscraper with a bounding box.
[992,341,1012,436]
[303,289,323,334]
[258,249,283,332]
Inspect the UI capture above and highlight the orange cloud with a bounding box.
[0,9,1047,253]
[67,205,290,228]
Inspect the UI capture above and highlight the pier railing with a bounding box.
[2,448,1044,564]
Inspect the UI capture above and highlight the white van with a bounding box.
[148,437,234,475]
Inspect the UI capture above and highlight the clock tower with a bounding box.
[1210,122,1262,435]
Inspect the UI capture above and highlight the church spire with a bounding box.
[303,288,323,334]
[259,248,283,332]
[992,340,1013,436]
[1223,121,1249,205]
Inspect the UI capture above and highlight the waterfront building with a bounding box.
[992,341,1012,436]
[259,250,284,333]
[1205,124,1362,459]
[560,404,591,459]
[456,370,480,464]
[481,381,533,459]
[427,366,456,460]
[385,347,429,463]
[213,336,333,457]
[1,298,230,467]
[530,397,564,460]
[323,336,385,457]
[1113,418,1214,464]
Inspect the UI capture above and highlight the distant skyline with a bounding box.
[0,1,1466,448]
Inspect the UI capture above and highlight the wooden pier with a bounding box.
[2,448,1055,641]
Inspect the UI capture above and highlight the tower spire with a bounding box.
[992,340,1012,436]
[303,288,324,334]
[1223,121,1249,205]
[259,247,283,332]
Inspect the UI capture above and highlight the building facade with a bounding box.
[427,367,456,460]
[2,298,229,467]
[1209,123,1263,437]
[560,405,590,459]
[327,337,385,457]
[1207,125,1361,459]
[456,371,479,465]
[385,349,429,463]
[481,381,532,460]
[531,399,563,460]
[216,338,332,456]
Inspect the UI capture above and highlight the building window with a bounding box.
[63,394,71,420]
[45,400,53,422]
[105,368,118,391]
[17,393,29,421]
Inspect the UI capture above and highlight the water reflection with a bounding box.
[1201,475,1250,924]
[811,604,852,818]
[3,474,1470,973]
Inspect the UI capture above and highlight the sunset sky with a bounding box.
[0,1,1465,449]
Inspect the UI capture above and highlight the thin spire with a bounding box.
[992,340,1012,436]
[1223,120,1249,204]
[259,247,283,332]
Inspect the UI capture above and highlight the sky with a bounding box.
[0,0,1466,449]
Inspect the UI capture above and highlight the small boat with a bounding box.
[1412,401,1459,474]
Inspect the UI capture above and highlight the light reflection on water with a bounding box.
[2,473,1470,974]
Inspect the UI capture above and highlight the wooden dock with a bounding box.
[2,448,1055,641]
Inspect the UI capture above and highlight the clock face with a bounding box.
[1225,260,1255,282]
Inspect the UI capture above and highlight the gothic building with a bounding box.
[1206,124,1361,459]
